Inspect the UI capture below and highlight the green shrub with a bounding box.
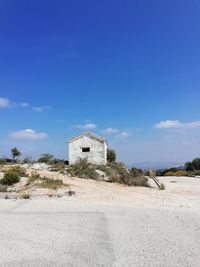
[164,170,188,177]
[0,158,6,165]
[129,176,149,187]
[185,158,200,171]
[164,171,176,176]
[50,162,66,173]
[157,168,180,176]
[159,183,165,190]
[38,178,67,190]
[130,167,144,177]
[68,159,98,180]
[22,157,32,164]
[38,154,54,164]
[9,166,27,177]
[107,149,116,163]
[96,165,113,176]
[174,170,188,177]
[1,171,20,185]
[108,162,128,176]
[27,171,41,184]
[188,170,200,177]
[109,163,149,187]
[21,193,30,199]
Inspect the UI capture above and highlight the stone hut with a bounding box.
[68,132,107,165]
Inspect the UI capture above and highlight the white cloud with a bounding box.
[77,123,97,130]
[0,97,30,109]
[120,131,130,137]
[102,128,120,135]
[19,102,30,107]
[33,106,50,112]
[9,129,48,140]
[155,120,200,130]
[0,97,10,108]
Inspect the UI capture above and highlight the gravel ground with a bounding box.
[0,176,200,266]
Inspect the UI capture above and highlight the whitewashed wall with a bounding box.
[69,136,107,165]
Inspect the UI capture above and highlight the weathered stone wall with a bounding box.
[69,136,107,165]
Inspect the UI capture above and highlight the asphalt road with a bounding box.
[0,199,200,267]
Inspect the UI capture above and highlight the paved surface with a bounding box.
[0,199,200,267]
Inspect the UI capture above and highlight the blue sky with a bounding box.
[0,0,200,164]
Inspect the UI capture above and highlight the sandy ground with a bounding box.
[30,168,200,211]
[0,172,200,266]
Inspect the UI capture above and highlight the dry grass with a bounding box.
[38,178,68,190]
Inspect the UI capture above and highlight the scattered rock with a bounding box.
[67,190,76,196]
[31,163,50,171]
[96,170,110,182]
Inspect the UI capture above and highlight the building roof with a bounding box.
[68,131,107,144]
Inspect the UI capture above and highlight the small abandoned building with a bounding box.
[68,132,108,165]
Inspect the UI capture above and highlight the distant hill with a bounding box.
[128,162,184,171]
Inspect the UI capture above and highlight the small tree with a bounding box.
[38,154,54,164]
[11,147,21,161]
[107,149,116,163]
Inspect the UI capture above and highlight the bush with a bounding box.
[38,154,54,164]
[159,183,165,190]
[188,170,200,177]
[9,166,27,177]
[21,193,30,199]
[50,162,66,173]
[27,171,41,184]
[0,158,6,165]
[185,158,200,171]
[174,170,188,177]
[127,175,149,187]
[164,170,188,177]
[111,173,149,187]
[107,149,116,163]
[38,178,67,190]
[22,157,32,164]
[96,164,113,177]
[0,171,20,185]
[68,159,98,180]
[108,163,149,187]
[164,171,176,176]
[130,167,144,177]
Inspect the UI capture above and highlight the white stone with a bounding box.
[68,132,107,165]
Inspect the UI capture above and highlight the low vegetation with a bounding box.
[9,166,27,177]
[107,149,116,163]
[155,157,200,177]
[159,183,165,190]
[27,171,41,184]
[38,178,67,190]
[26,171,67,190]
[21,193,30,199]
[50,162,66,173]
[0,171,20,186]
[164,170,188,177]
[68,159,98,180]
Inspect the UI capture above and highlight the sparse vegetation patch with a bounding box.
[38,178,67,190]
[68,159,98,180]
[0,171,20,186]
